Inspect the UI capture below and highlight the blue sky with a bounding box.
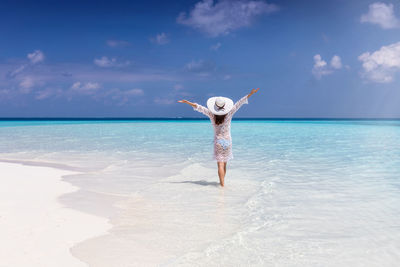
[1,0,400,118]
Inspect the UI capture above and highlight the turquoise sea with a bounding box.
[1,119,400,266]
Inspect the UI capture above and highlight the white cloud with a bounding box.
[360,2,399,29]
[102,88,144,105]
[5,61,178,85]
[27,50,45,64]
[177,0,279,37]
[174,84,184,90]
[70,81,81,90]
[125,88,144,96]
[154,97,174,105]
[19,76,35,91]
[312,54,343,78]
[151,33,169,45]
[9,64,27,78]
[35,88,62,100]
[82,82,100,90]
[185,59,216,73]
[0,89,11,100]
[8,50,45,78]
[322,33,329,43]
[0,89,10,95]
[106,40,130,47]
[223,74,232,80]
[358,41,400,83]
[313,54,327,68]
[0,58,188,103]
[330,55,342,69]
[94,56,130,67]
[210,42,222,51]
[94,57,114,67]
[312,54,331,78]
[36,90,52,100]
[70,81,101,94]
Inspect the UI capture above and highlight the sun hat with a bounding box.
[207,96,234,115]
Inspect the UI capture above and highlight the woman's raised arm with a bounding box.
[178,99,213,118]
[247,88,259,99]
[177,99,197,108]
[228,88,259,117]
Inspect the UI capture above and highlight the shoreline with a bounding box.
[0,161,111,267]
[0,158,86,172]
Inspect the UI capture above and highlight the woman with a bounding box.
[178,88,259,186]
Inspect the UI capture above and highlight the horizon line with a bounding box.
[1,117,400,121]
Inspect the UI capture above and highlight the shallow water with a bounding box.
[1,120,399,266]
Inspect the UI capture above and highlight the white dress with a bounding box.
[193,95,248,162]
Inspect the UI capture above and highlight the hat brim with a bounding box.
[207,97,234,115]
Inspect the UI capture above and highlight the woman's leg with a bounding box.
[217,162,225,186]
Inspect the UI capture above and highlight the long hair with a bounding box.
[214,114,226,125]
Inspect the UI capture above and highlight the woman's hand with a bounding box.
[178,99,197,108]
[247,88,259,98]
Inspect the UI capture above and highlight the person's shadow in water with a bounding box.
[169,180,220,187]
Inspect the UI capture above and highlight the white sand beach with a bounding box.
[0,162,110,267]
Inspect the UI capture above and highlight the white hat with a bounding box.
[207,96,234,115]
